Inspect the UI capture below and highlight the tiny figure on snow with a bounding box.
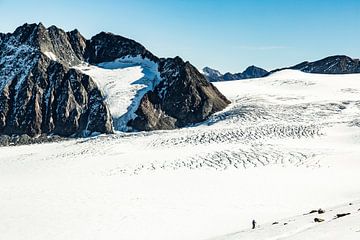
[252,219,256,229]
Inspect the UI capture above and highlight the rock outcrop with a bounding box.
[291,55,360,74]
[202,67,223,82]
[85,32,158,64]
[271,55,360,74]
[0,23,113,137]
[0,23,230,136]
[128,57,231,130]
[83,32,231,131]
[203,65,268,82]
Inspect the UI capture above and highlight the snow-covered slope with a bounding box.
[1,70,360,240]
[75,56,161,131]
[210,201,360,240]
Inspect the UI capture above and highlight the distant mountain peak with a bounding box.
[202,65,268,82]
[272,55,360,74]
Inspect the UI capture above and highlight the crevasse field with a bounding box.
[1,62,360,240]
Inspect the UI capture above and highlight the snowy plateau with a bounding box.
[1,65,360,240]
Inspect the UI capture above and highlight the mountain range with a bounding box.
[272,55,360,74]
[1,23,359,140]
[203,55,360,82]
[202,65,269,82]
[0,23,230,137]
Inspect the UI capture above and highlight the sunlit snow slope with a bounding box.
[1,70,360,240]
[75,56,160,131]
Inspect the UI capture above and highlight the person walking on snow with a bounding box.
[252,219,256,229]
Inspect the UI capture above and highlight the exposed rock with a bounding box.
[85,32,158,64]
[292,56,360,74]
[0,33,5,43]
[128,57,231,131]
[202,67,223,82]
[0,133,65,146]
[1,23,230,137]
[335,213,351,218]
[241,65,269,79]
[308,209,318,214]
[67,29,87,62]
[317,208,325,214]
[271,55,360,74]
[0,135,10,145]
[83,32,230,131]
[314,218,325,223]
[0,23,113,137]
[272,222,279,225]
[203,65,268,82]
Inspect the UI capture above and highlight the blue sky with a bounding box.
[1,0,359,72]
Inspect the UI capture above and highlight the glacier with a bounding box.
[1,70,360,240]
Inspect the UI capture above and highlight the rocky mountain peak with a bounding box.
[272,55,360,74]
[85,31,158,64]
[0,23,113,137]
[242,65,269,78]
[128,57,230,131]
[203,65,268,82]
[1,23,230,137]
[7,23,87,67]
[10,23,45,47]
[202,67,223,82]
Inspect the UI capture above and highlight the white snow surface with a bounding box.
[1,70,360,240]
[43,51,57,61]
[74,56,161,131]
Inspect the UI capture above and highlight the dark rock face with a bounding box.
[83,32,230,131]
[202,67,223,82]
[67,29,87,62]
[335,213,351,218]
[314,218,325,223]
[241,65,269,79]
[0,23,113,137]
[128,57,231,131]
[0,33,4,43]
[271,55,360,74]
[291,55,360,74]
[1,23,230,136]
[8,23,87,66]
[203,65,268,82]
[85,32,158,64]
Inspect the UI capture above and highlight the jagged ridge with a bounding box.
[271,55,360,74]
[128,57,231,130]
[0,23,113,137]
[203,65,268,82]
[0,23,230,136]
[80,31,231,131]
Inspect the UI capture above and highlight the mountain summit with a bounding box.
[0,23,230,137]
[290,55,360,74]
[0,23,113,137]
[271,55,360,74]
[203,65,268,82]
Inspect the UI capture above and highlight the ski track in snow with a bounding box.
[1,69,360,240]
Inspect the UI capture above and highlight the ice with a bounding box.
[75,56,161,131]
[74,55,161,131]
[1,70,360,240]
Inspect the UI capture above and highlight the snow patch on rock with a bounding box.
[43,51,57,61]
[75,55,162,131]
